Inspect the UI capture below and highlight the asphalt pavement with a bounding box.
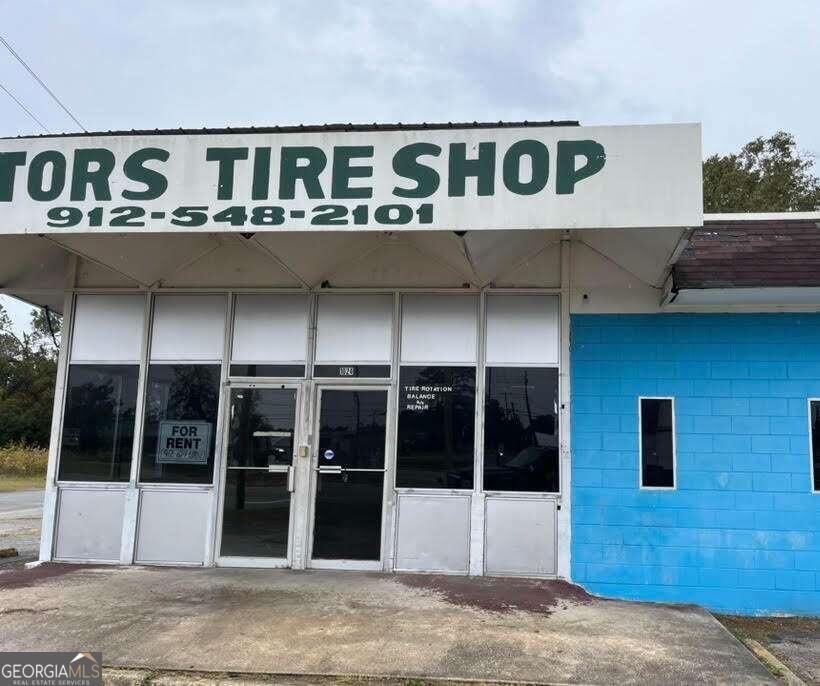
[0,489,43,566]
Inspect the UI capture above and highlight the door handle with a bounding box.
[286,466,295,492]
[317,465,343,474]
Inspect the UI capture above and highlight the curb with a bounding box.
[743,639,806,686]
[101,666,575,686]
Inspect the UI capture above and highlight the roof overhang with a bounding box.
[0,226,691,315]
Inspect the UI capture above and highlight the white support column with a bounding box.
[381,291,401,572]
[119,291,152,564]
[290,291,318,570]
[204,292,234,566]
[38,258,78,562]
[468,288,487,576]
[557,233,573,580]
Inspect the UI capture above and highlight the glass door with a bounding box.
[218,386,299,563]
[310,388,388,566]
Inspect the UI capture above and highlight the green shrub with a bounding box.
[0,443,48,476]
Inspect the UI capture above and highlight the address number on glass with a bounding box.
[45,203,434,228]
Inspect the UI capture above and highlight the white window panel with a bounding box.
[232,294,308,363]
[401,294,477,364]
[315,294,393,364]
[71,294,145,363]
[150,294,226,361]
[486,295,559,366]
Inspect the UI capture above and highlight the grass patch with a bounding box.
[0,444,47,491]
[0,444,48,476]
[0,474,45,492]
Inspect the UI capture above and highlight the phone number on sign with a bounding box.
[45,203,434,228]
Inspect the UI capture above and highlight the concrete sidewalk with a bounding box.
[0,564,774,685]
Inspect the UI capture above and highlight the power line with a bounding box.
[0,80,49,132]
[0,34,86,132]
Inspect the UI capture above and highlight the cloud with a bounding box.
[0,0,817,155]
[547,0,820,157]
[0,0,586,130]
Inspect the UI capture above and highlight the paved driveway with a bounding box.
[0,564,774,685]
[0,489,42,564]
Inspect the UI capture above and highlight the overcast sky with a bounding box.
[1,0,819,331]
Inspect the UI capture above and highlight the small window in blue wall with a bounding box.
[640,397,675,489]
[810,400,820,492]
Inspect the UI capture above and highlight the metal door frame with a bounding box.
[214,380,304,568]
[306,383,392,571]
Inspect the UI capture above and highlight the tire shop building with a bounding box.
[0,121,817,615]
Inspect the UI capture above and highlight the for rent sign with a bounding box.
[0,123,701,233]
[156,421,211,465]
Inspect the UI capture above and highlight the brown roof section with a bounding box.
[674,217,820,289]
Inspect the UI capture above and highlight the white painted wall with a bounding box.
[400,294,478,364]
[151,294,227,361]
[71,294,145,362]
[232,293,309,363]
[485,294,559,365]
[315,294,393,363]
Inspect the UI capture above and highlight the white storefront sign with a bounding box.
[0,123,702,233]
[156,421,211,465]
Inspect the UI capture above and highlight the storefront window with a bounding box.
[139,364,221,484]
[58,365,139,482]
[809,400,820,492]
[396,366,475,489]
[640,397,675,488]
[483,367,559,492]
[227,388,296,468]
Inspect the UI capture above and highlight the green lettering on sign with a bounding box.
[448,142,495,196]
[28,151,66,201]
[502,140,549,195]
[279,147,326,200]
[71,149,115,201]
[392,143,441,198]
[331,146,373,199]
[206,147,249,200]
[0,152,26,202]
[252,147,272,200]
[556,140,605,194]
[122,148,169,200]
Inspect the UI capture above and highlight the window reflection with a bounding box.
[318,390,387,470]
[140,364,221,484]
[483,367,559,492]
[58,364,139,482]
[396,366,475,489]
[228,388,296,468]
[313,390,388,560]
[312,472,383,560]
[221,470,290,558]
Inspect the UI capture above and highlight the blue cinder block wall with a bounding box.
[571,313,820,615]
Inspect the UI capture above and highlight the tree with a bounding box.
[30,306,61,353]
[0,303,61,447]
[703,131,820,213]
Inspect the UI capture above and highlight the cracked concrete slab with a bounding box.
[0,564,775,685]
